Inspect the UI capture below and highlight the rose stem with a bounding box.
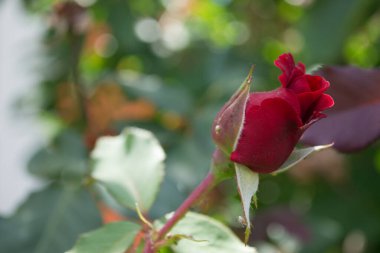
[157,172,215,239]
[143,171,215,253]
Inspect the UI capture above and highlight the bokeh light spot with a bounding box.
[75,0,97,7]
[162,20,190,51]
[343,230,366,253]
[94,33,118,58]
[134,18,161,43]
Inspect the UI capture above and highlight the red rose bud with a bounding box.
[215,53,334,174]
[211,67,253,155]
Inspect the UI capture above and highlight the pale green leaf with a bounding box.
[235,163,259,243]
[157,212,257,253]
[273,143,334,175]
[91,127,166,212]
[66,222,140,253]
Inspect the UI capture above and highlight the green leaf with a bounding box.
[28,130,87,182]
[235,164,259,244]
[157,212,257,253]
[0,184,102,253]
[91,127,166,212]
[66,221,141,253]
[273,143,334,175]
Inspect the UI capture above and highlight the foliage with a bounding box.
[67,221,141,253]
[0,184,102,253]
[156,212,257,253]
[2,0,380,252]
[91,127,165,212]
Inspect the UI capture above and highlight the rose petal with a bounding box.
[298,92,334,123]
[313,94,334,113]
[306,75,330,92]
[247,88,301,116]
[288,75,311,93]
[274,53,305,88]
[231,97,303,173]
[291,75,329,105]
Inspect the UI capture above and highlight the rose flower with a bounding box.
[212,53,334,174]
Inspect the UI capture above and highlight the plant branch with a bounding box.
[156,172,216,241]
[142,172,216,253]
[69,34,88,125]
[143,235,154,253]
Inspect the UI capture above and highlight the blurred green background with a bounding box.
[1,0,380,252]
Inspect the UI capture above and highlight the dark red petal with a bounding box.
[294,75,332,122]
[305,75,330,92]
[297,92,323,121]
[298,91,334,123]
[288,75,329,95]
[300,112,326,132]
[247,88,301,116]
[313,94,334,113]
[298,92,321,115]
[275,53,296,86]
[288,76,311,93]
[231,98,303,174]
[274,53,305,88]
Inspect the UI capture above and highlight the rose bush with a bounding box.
[213,53,334,174]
